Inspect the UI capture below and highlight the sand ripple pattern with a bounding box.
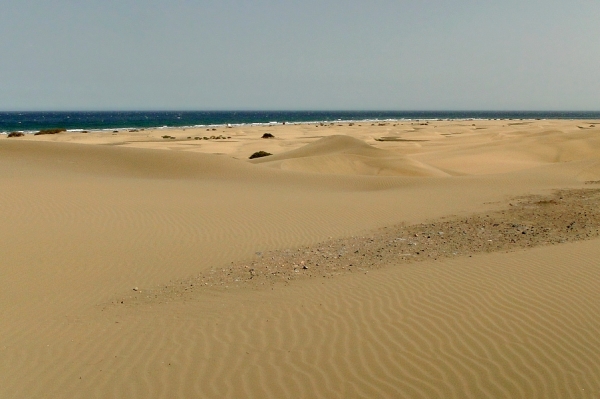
[3,240,599,398]
[175,242,600,399]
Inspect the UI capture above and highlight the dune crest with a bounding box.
[251,135,449,177]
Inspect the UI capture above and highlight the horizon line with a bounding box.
[2,109,600,113]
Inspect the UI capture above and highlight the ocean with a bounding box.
[1,110,600,134]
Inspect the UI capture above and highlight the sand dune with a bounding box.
[2,119,600,398]
[251,135,450,176]
[412,127,600,176]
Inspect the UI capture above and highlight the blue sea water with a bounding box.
[1,111,600,134]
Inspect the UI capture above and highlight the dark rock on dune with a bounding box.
[261,133,275,139]
[7,132,25,138]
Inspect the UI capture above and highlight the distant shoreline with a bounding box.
[2,110,600,134]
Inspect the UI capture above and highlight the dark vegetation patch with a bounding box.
[34,128,66,136]
[249,151,272,159]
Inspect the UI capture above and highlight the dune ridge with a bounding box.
[251,135,450,176]
[122,187,600,299]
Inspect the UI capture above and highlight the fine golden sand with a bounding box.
[2,119,600,398]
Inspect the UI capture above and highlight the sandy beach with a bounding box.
[2,119,600,398]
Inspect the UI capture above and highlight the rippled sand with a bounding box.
[2,119,600,398]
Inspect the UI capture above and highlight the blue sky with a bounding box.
[1,0,599,110]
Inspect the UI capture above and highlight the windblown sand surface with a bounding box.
[2,119,600,398]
